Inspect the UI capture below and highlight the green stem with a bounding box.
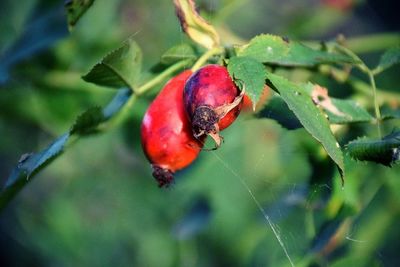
[135,59,192,95]
[320,66,400,103]
[372,66,385,76]
[334,44,365,69]
[191,47,224,72]
[305,209,316,239]
[105,59,194,128]
[345,33,400,54]
[368,71,382,138]
[334,44,383,137]
[104,94,138,129]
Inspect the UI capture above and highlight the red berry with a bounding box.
[141,70,204,187]
[183,64,243,147]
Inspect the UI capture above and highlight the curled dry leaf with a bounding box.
[173,0,220,49]
[209,88,245,147]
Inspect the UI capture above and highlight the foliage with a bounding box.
[65,0,96,31]
[265,73,345,181]
[82,39,142,89]
[1,0,400,266]
[237,34,358,66]
[0,89,132,209]
[227,56,267,109]
[347,131,400,166]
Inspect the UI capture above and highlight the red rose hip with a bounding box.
[141,70,203,187]
[183,64,244,147]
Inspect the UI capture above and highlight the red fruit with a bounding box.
[183,64,243,147]
[141,70,204,187]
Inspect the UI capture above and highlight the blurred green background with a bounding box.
[1,0,399,266]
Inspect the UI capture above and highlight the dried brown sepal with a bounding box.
[152,165,174,188]
[192,106,219,138]
[192,88,245,149]
[214,87,246,118]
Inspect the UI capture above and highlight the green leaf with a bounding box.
[257,86,372,127]
[257,95,302,130]
[310,205,354,254]
[381,106,400,120]
[374,46,400,74]
[346,131,400,166]
[82,39,142,90]
[161,43,196,65]
[0,89,132,210]
[305,84,373,124]
[266,72,345,178]
[227,56,267,109]
[237,34,357,67]
[326,98,373,124]
[1,133,69,209]
[65,0,96,31]
[70,88,132,135]
[70,106,104,135]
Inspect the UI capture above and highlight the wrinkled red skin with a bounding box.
[183,65,242,136]
[141,70,203,187]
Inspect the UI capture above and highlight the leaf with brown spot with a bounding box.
[266,72,345,184]
[308,84,373,124]
[311,85,346,117]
